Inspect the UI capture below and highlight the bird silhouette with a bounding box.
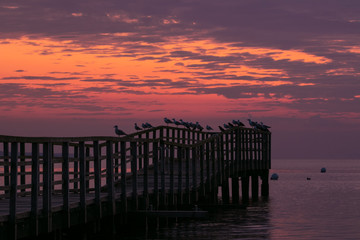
[114,125,127,136]
[134,123,142,131]
[228,122,234,128]
[218,126,226,132]
[196,122,204,131]
[233,120,245,127]
[164,117,173,125]
[145,122,153,128]
[172,118,181,127]
[206,125,213,131]
[223,123,230,129]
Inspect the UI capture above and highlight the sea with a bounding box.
[93,158,360,240]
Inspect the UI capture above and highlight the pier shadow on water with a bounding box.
[38,199,271,240]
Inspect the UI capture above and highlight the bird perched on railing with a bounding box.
[172,118,181,127]
[134,123,142,131]
[232,120,245,127]
[114,125,127,136]
[206,125,213,131]
[195,122,204,131]
[218,126,226,132]
[260,122,271,131]
[142,122,153,129]
[223,123,230,129]
[227,122,234,128]
[180,119,191,129]
[164,117,173,125]
[247,119,257,128]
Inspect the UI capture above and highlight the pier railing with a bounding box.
[0,125,271,239]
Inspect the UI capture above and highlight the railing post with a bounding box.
[106,140,115,214]
[160,141,166,208]
[20,142,25,192]
[93,141,102,219]
[31,142,39,236]
[199,144,205,199]
[177,146,183,206]
[74,145,79,191]
[120,141,127,212]
[79,141,87,223]
[10,142,18,240]
[4,142,9,195]
[191,146,197,203]
[62,142,70,229]
[143,142,149,209]
[153,140,159,209]
[43,142,52,233]
[169,145,174,206]
[130,141,138,210]
[211,140,217,203]
[185,147,190,205]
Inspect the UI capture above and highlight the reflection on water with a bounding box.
[108,159,360,240]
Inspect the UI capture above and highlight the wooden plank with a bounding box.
[62,142,70,228]
[31,142,39,236]
[10,142,18,240]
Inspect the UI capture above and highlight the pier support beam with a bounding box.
[231,177,239,204]
[261,170,269,197]
[251,175,259,200]
[241,175,249,202]
[222,178,230,204]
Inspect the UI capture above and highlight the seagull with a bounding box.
[172,118,181,127]
[134,123,142,131]
[164,117,173,125]
[233,120,245,127]
[247,119,257,128]
[218,126,226,132]
[259,122,271,131]
[114,125,127,136]
[228,122,234,128]
[223,123,230,129]
[180,119,191,129]
[196,122,204,131]
[206,125,213,131]
[145,122,153,128]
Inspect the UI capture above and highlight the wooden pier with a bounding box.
[0,125,271,239]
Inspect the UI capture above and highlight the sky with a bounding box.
[1,0,360,159]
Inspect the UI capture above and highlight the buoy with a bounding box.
[320,167,326,173]
[270,173,279,180]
